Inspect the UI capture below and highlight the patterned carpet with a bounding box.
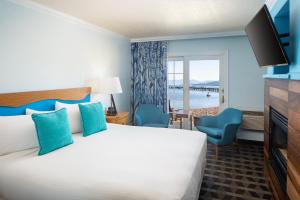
[199,142,273,200]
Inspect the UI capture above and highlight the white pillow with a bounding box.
[0,115,38,156]
[25,108,54,115]
[55,102,82,133]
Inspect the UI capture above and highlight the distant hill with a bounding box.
[192,81,220,87]
[170,80,219,87]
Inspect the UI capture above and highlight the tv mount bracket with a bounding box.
[279,33,290,46]
[279,33,289,38]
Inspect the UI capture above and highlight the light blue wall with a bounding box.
[168,36,265,111]
[0,0,131,112]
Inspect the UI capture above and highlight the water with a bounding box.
[168,89,219,110]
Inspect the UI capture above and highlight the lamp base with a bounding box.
[106,107,117,116]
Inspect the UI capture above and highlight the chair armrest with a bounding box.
[224,123,241,133]
[134,114,143,126]
[196,115,218,127]
[161,113,170,126]
[221,123,241,145]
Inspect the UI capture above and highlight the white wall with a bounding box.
[0,0,131,112]
[168,36,266,111]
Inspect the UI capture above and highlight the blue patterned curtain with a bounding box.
[131,41,168,119]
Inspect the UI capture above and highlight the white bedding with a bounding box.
[0,124,207,200]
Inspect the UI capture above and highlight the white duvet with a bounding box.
[0,124,207,200]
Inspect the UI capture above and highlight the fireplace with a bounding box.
[269,107,288,193]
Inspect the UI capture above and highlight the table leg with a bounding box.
[190,116,192,130]
[180,118,182,129]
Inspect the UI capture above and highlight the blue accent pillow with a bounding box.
[31,108,73,155]
[79,102,107,137]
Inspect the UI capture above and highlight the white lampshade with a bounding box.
[86,77,122,94]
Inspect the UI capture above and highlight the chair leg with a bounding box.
[215,145,219,160]
[180,118,183,129]
[235,137,240,154]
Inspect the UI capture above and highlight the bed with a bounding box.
[0,88,207,200]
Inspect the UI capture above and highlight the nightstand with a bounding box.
[106,112,129,125]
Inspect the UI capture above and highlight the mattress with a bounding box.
[0,124,207,200]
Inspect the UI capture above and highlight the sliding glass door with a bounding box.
[167,52,228,115]
[188,58,220,116]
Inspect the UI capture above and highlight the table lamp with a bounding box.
[86,77,122,116]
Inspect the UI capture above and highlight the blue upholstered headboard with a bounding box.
[0,87,91,116]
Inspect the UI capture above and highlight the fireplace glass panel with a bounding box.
[269,107,288,193]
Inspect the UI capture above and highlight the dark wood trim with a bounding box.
[264,147,269,160]
[241,111,264,131]
[289,80,300,93]
[237,139,264,146]
[264,78,300,200]
[288,160,300,193]
[269,97,288,118]
[288,83,300,199]
[265,78,289,90]
[288,176,300,200]
[241,110,264,116]
[0,87,91,107]
[268,163,287,200]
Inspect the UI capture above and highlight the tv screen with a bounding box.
[245,5,289,67]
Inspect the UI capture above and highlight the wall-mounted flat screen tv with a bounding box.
[245,5,289,67]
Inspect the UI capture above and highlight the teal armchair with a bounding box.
[195,108,243,159]
[134,104,169,128]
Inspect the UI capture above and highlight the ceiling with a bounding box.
[31,0,265,38]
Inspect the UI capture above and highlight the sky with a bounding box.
[168,60,219,81]
[189,60,219,81]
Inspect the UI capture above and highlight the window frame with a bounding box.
[167,57,184,111]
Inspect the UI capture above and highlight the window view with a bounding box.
[167,58,220,115]
[189,60,219,108]
[189,60,219,116]
[167,60,184,110]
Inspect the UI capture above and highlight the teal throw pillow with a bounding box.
[79,102,107,136]
[31,108,73,155]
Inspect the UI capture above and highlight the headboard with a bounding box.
[0,87,91,116]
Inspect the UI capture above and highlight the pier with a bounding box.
[168,86,219,92]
